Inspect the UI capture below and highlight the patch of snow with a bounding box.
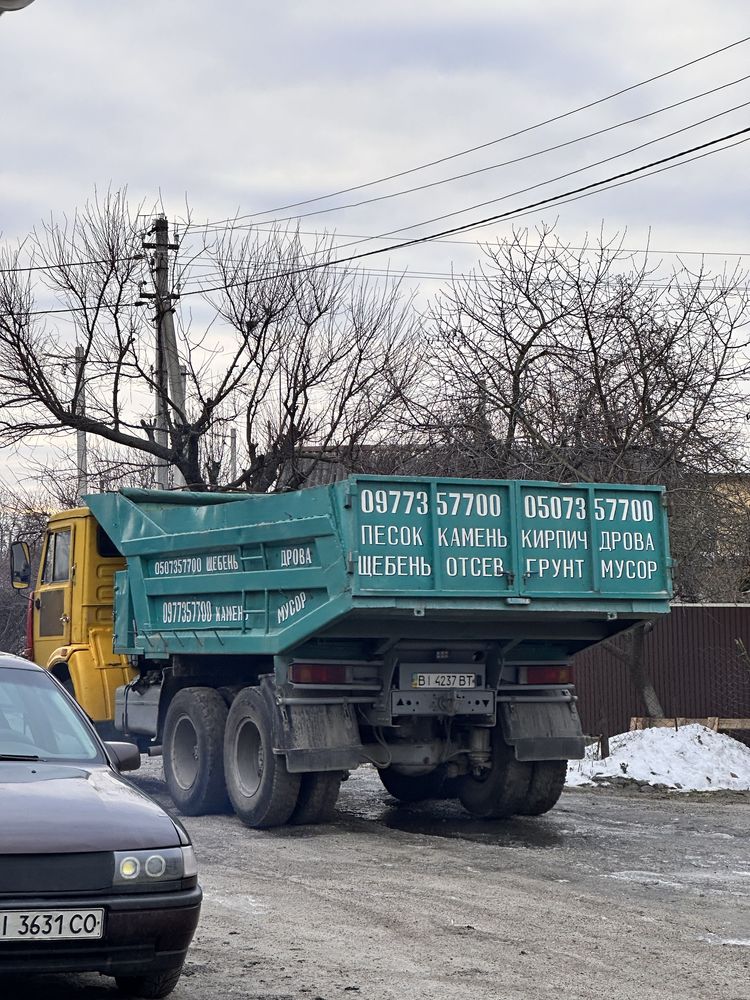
[698,935,750,947]
[566,724,750,792]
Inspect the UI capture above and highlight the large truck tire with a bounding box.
[224,686,301,828]
[163,687,230,816]
[379,766,449,803]
[515,760,568,816]
[290,771,342,825]
[457,729,531,819]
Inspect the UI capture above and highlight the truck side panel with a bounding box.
[87,477,671,663]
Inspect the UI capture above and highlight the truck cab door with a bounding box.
[33,527,73,668]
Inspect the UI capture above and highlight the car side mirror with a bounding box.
[105,741,141,772]
[10,541,31,590]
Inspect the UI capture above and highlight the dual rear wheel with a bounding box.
[162,685,341,827]
[379,729,566,819]
[457,733,567,818]
[162,687,565,825]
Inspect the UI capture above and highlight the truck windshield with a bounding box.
[0,667,104,763]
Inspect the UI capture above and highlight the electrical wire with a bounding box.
[0,254,145,275]
[176,104,750,287]
[177,229,749,258]
[175,125,750,299]
[192,34,750,229]
[5,133,748,318]
[179,265,750,290]
[302,99,750,255]
[2,301,142,318]
[197,74,750,233]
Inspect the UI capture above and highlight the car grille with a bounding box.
[0,853,114,895]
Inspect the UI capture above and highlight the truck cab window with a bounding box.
[97,525,121,558]
[41,530,72,584]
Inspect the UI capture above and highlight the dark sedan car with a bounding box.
[0,653,201,998]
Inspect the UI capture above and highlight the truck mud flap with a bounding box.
[498,700,585,761]
[272,697,364,773]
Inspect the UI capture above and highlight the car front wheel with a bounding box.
[116,964,183,998]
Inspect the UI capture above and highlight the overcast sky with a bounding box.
[1,0,750,488]
[3,2,749,253]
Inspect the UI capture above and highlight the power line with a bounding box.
[0,253,145,275]
[178,233,750,259]
[197,74,750,234]
[316,100,750,255]
[176,126,750,299]
[175,239,750,289]
[5,134,748,319]
[2,301,141,318]
[178,105,750,284]
[179,264,750,289]
[192,34,750,230]
[177,103,750,288]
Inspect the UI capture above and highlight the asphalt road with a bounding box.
[4,764,750,1000]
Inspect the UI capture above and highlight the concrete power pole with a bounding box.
[230,427,237,482]
[143,216,186,488]
[74,344,88,500]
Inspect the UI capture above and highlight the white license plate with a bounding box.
[411,672,477,689]
[0,909,104,941]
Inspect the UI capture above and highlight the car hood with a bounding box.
[0,763,181,853]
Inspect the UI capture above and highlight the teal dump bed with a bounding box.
[85,476,672,659]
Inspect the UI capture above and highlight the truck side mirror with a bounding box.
[10,541,31,589]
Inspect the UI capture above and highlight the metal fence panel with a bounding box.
[573,604,750,740]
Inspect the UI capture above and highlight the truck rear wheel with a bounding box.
[224,686,301,828]
[290,772,342,825]
[457,730,531,819]
[515,760,567,816]
[163,687,230,816]
[379,767,448,803]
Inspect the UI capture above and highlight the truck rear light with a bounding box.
[24,591,34,659]
[521,666,574,685]
[289,663,349,685]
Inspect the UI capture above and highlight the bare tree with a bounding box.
[0,484,48,654]
[410,224,750,599]
[0,190,420,493]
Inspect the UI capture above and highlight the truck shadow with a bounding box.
[378,802,569,847]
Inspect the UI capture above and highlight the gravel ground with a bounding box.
[5,761,750,1000]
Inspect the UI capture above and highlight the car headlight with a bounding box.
[113,846,197,887]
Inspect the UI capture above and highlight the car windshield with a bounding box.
[0,666,104,763]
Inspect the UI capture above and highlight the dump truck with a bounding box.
[10,475,672,827]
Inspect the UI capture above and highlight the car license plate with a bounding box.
[0,909,104,941]
[411,672,476,689]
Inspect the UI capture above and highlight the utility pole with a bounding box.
[142,215,186,488]
[230,428,237,483]
[74,344,88,501]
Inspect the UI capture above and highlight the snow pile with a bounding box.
[566,724,750,791]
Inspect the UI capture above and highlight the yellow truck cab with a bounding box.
[26,508,134,730]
